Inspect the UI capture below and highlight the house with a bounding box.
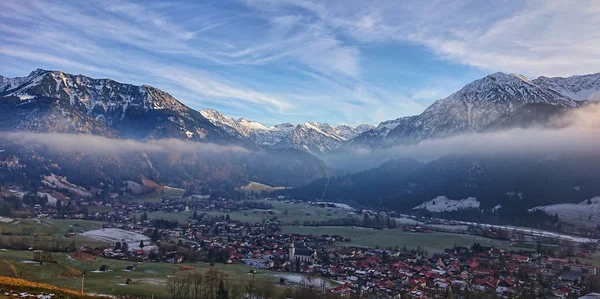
[330,284,351,298]
[473,268,494,276]
[98,265,110,272]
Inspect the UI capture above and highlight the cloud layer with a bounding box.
[0,132,247,156]
[327,103,600,170]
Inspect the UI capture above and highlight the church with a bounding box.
[288,242,317,264]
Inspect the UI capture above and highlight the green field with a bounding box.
[129,187,186,203]
[0,249,280,299]
[281,226,515,253]
[0,218,105,236]
[134,200,358,225]
[132,211,193,223]
[205,200,358,225]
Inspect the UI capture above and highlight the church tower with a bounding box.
[288,242,295,262]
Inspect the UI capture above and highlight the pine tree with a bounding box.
[139,240,144,249]
[56,200,63,213]
[216,280,229,299]
[151,229,160,242]
[363,214,371,226]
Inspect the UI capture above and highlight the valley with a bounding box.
[1,68,600,298]
[2,1,600,297]
[0,192,598,298]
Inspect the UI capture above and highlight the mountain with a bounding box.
[348,72,583,149]
[200,109,373,154]
[533,73,600,101]
[283,153,600,213]
[0,69,235,143]
[200,109,293,146]
[0,69,330,190]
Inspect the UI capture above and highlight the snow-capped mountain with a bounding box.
[200,109,291,146]
[273,122,344,154]
[532,73,600,101]
[0,69,331,188]
[4,69,599,155]
[0,69,234,142]
[348,72,583,149]
[199,109,373,154]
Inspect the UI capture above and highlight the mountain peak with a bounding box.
[510,73,531,82]
[29,68,51,77]
[483,72,531,84]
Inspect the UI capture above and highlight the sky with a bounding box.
[1,0,599,127]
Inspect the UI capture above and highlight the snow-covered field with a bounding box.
[37,192,58,206]
[274,273,333,287]
[413,196,480,212]
[454,221,598,244]
[531,197,600,229]
[313,201,354,211]
[42,174,92,197]
[81,228,151,250]
[0,216,14,223]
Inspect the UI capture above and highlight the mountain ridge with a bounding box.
[0,69,237,143]
[2,69,599,154]
[200,108,374,154]
[345,72,595,150]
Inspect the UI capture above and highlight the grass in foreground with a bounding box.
[0,249,281,299]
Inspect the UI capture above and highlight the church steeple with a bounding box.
[288,242,295,262]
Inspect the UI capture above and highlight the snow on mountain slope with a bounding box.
[349,72,581,149]
[378,117,410,130]
[413,196,480,212]
[200,109,289,145]
[533,73,600,101]
[531,197,600,229]
[347,116,418,147]
[199,109,371,152]
[355,124,375,134]
[199,109,245,138]
[0,69,232,141]
[273,123,343,154]
[3,69,188,117]
[335,125,358,140]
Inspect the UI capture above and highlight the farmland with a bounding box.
[0,218,105,236]
[280,226,516,253]
[0,218,109,251]
[0,249,283,299]
[205,200,358,224]
[132,210,193,223]
[130,187,186,203]
[133,200,358,225]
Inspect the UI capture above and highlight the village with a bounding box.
[7,192,594,298]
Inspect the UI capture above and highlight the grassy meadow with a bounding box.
[280,225,516,253]
[0,249,281,299]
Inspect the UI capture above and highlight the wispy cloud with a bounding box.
[266,0,600,77]
[1,0,595,127]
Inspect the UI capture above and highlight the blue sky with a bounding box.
[1,0,598,126]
